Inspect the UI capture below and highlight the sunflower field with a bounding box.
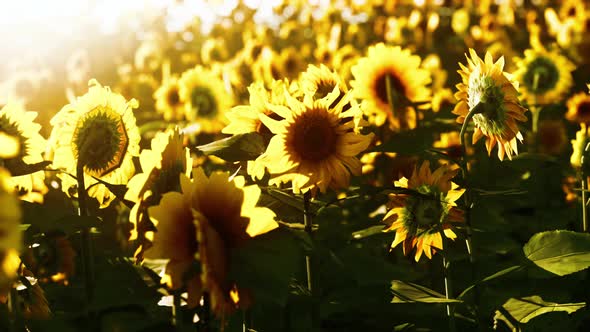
[2,0,590,331]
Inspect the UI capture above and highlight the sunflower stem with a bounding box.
[385,74,408,129]
[303,190,314,294]
[303,190,319,329]
[172,291,181,327]
[458,105,482,328]
[581,142,590,232]
[243,309,252,332]
[202,292,211,332]
[442,255,457,332]
[76,162,95,319]
[8,284,23,332]
[582,176,588,232]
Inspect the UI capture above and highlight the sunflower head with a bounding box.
[154,75,185,122]
[514,48,575,105]
[571,124,590,169]
[383,161,464,262]
[271,47,306,81]
[453,49,528,161]
[179,66,233,134]
[537,119,567,155]
[0,102,47,202]
[126,128,192,250]
[222,79,298,139]
[565,92,590,124]
[252,86,374,194]
[351,43,431,130]
[50,79,141,208]
[0,167,21,253]
[300,64,348,105]
[145,168,278,316]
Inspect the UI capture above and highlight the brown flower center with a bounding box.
[73,106,128,177]
[374,71,406,106]
[288,108,338,162]
[578,101,590,120]
[167,87,180,106]
[0,115,26,159]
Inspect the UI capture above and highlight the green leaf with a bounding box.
[258,187,322,223]
[493,295,585,330]
[90,176,135,209]
[523,230,590,276]
[26,214,100,235]
[351,225,385,240]
[391,280,462,303]
[229,228,303,306]
[196,132,265,161]
[458,265,524,300]
[3,160,51,176]
[370,123,456,154]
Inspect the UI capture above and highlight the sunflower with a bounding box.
[565,92,590,124]
[0,132,18,159]
[125,129,192,257]
[433,132,468,161]
[269,47,306,82]
[421,54,448,92]
[0,167,21,253]
[453,49,528,161]
[50,79,140,208]
[537,119,567,155]
[431,88,455,113]
[144,168,278,316]
[178,66,233,134]
[383,161,465,262]
[513,47,575,105]
[253,86,374,194]
[0,166,22,299]
[299,64,348,104]
[332,44,360,83]
[0,102,47,203]
[154,72,184,122]
[222,80,295,137]
[201,37,230,65]
[570,123,589,168]
[351,43,431,130]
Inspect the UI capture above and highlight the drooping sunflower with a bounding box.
[383,161,465,262]
[178,66,233,134]
[565,92,590,124]
[253,87,374,194]
[453,49,528,161]
[0,102,47,203]
[144,168,278,316]
[125,128,192,258]
[351,43,431,130]
[513,47,575,105]
[50,79,141,208]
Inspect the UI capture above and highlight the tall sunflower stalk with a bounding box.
[76,160,94,308]
[453,49,527,328]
